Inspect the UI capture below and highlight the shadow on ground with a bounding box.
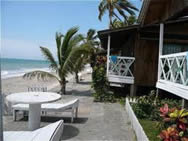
[62,124,80,140]
[77,81,91,85]
[19,116,88,124]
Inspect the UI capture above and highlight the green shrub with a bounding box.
[91,56,116,103]
[131,90,181,121]
[119,98,126,106]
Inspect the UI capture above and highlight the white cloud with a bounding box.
[1,38,57,60]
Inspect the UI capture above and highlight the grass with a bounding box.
[139,119,161,141]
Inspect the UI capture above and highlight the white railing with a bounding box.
[159,52,188,86]
[108,56,135,78]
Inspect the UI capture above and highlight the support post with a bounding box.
[182,99,188,109]
[130,85,137,97]
[106,35,111,77]
[158,23,164,80]
[157,23,164,94]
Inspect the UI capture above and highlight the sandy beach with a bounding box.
[2,76,59,95]
[1,69,90,96]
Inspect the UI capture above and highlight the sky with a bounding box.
[1,0,142,60]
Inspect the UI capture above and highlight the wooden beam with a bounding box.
[106,35,111,77]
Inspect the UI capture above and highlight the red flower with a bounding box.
[178,122,187,131]
[160,104,169,117]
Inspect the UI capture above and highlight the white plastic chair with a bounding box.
[4,120,64,141]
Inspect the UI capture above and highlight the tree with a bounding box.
[83,29,101,68]
[23,27,83,94]
[98,0,138,28]
[112,15,137,28]
[65,44,91,83]
[127,15,137,25]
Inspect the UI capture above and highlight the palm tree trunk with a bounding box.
[109,12,113,29]
[75,72,79,83]
[60,78,66,95]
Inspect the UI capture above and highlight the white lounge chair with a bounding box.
[12,99,79,123]
[4,120,64,141]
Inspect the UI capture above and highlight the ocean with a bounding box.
[1,58,50,79]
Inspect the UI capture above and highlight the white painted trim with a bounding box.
[158,52,188,86]
[109,56,135,60]
[156,81,188,100]
[108,76,134,84]
[106,35,111,77]
[108,75,134,79]
[125,98,149,141]
[158,80,188,91]
[158,23,164,80]
[160,52,188,58]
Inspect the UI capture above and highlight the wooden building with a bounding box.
[98,0,188,97]
[138,0,188,99]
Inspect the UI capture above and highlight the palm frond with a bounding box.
[119,2,137,15]
[119,1,138,12]
[61,27,79,60]
[98,1,107,21]
[56,32,64,65]
[23,70,60,82]
[62,43,91,75]
[114,4,128,21]
[87,29,96,41]
[40,47,58,71]
[64,34,84,65]
[112,11,123,21]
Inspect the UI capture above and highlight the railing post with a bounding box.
[158,23,164,80]
[106,35,111,77]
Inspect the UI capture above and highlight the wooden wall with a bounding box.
[143,0,187,25]
[134,37,159,86]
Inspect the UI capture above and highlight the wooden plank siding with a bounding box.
[140,0,188,25]
[134,38,159,86]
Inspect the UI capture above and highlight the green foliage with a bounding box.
[158,105,188,141]
[131,90,181,121]
[119,98,126,106]
[139,119,161,141]
[23,27,86,94]
[98,0,138,28]
[112,15,137,28]
[92,56,116,103]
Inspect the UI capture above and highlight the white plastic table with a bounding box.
[6,92,61,130]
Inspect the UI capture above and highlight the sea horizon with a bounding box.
[1,58,50,79]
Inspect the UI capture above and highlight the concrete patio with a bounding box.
[3,74,136,141]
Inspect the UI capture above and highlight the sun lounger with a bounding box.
[12,99,79,123]
[4,120,64,141]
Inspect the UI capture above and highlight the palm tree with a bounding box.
[98,0,138,28]
[127,15,137,25]
[83,29,99,47]
[112,18,125,28]
[83,29,101,68]
[23,27,83,94]
[112,15,137,28]
[67,45,90,83]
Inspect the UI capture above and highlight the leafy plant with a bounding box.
[92,55,116,103]
[158,104,188,141]
[131,90,181,121]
